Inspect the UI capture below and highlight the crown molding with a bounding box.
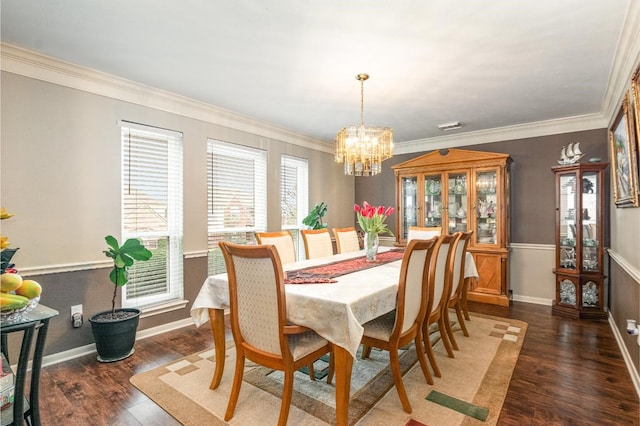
[395,113,607,155]
[601,0,640,125]
[0,43,334,154]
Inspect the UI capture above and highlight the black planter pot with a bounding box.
[89,308,141,363]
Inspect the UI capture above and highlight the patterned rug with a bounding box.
[130,313,526,425]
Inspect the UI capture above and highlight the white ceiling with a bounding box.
[0,1,633,146]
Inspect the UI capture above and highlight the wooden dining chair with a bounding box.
[256,230,330,381]
[407,226,442,242]
[332,227,360,254]
[422,233,458,378]
[359,238,438,413]
[218,242,333,425]
[255,231,297,264]
[443,231,473,350]
[300,229,334,259]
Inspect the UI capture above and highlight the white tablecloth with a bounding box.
[465,252,479,279]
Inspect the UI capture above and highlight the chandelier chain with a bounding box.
[360,77,365,126]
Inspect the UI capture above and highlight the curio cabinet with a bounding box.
[552,162,608,319]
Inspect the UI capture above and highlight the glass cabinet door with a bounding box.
[475,169,498,244]
[401,176,418,240]
[424,174,442,228]
[446,172,468,234]
[559,172,577,271]
[581,171,599,273]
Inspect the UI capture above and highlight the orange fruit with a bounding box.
[1,273,23,292]
[15,279,42,299]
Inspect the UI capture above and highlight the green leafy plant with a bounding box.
[302,202,328,229]
[103,235,152,317]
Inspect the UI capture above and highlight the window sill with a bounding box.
[138,299,189,319]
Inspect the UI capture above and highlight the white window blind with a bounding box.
[281,155,309,260]
[207,139,267,275]
[120,122,184,308]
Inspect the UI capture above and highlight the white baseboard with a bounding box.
[608,310,640,399]
[512,294,553,306]
[42,317,196,368]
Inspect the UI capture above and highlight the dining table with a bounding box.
[190,246,478,425]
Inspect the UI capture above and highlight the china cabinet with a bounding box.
[552,162,608,319]
[392,148,511,306]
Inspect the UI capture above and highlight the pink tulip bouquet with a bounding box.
[354,201,395,236]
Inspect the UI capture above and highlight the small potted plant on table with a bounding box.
[89,235,152,362]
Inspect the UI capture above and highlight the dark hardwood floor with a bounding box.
[34,301,639,425]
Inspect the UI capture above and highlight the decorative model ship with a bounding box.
[558,142,584,165]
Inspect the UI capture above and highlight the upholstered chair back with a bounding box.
[397,238,437,335]
[223,243,285,356]
[255,231,296,264]
[449,231,472,302]
[332,227,360,254]
[429,234,456,316]
[301,229,334,259]
[408,226,441,242]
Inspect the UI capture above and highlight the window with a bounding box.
[281,155,309,260]
[207,139,267,274]
[120,122,184,309]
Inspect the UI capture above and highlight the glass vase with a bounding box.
[364,232,379,262]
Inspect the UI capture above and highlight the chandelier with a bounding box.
[335,73,393,176]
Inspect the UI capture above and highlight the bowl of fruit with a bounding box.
[1,273,42,323]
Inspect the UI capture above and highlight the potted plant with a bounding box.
[302,202,328,229]
[89,235,152,362]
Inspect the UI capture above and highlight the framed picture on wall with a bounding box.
[632,64,640,152]
[609,91,639,207]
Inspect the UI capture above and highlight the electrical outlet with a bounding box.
[72,312,83,328]
[71,304,83,328]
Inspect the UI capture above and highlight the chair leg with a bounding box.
[389,350,412,413]
[361,344,372,359]
[438,316,455,358]
[455,302,469,337]
[422,325,441,378]
[278,369,294,426]
[326,351,335,384]
[444,307,459,351]
[224,351,246,421]
[415,331,434,385]
[462,278,472,321]
[307,362,316,380]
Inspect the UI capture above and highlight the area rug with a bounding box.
[130,313,526,425]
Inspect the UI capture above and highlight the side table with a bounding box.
[1,304,58,426]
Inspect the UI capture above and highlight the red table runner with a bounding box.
[284,249,405,284]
